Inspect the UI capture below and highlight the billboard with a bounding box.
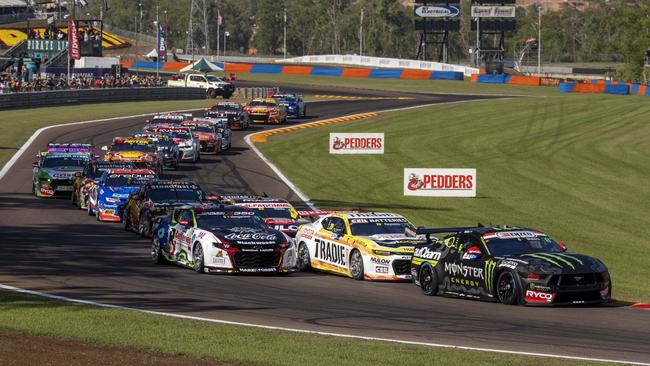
[471,6,516,18]
[415,5,461,18]
[329,133,384,154]
[404,168,476,197]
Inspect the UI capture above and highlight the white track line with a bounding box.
[0,284,646,366]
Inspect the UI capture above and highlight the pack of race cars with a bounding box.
[30,98,612,307]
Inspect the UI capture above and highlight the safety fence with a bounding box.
[0,87,205,110]
[120,60,465,81]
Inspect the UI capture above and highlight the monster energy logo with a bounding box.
[484,259,497,294]
[522,253,583,269]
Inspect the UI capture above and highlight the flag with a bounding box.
[68,18,81,60]
[217,14,223,26]
[157,23,167,61]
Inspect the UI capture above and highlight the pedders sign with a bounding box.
[404,168,476,197]
[329,133,384,154]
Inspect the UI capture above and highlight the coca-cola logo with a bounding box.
[224,232,276,241]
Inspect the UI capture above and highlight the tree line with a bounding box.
[88,0,650,81]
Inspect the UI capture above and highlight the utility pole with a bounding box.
[216,9,220,60]
[224,31,229,57]
[283,7,287,59]
[359,8,363,56]
[475,16,480,68]
[187,0,209,60]
[537,4,542,76]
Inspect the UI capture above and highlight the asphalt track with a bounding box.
[0,84,648,365]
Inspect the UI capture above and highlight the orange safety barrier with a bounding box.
[508,75,541,86]
[573,83,606,93]
[470,74,479,83]
[224,63,253,73]
[400,69,432,80]
[639,85,647,95]
[341,68,372,78]
[281,65,313,75]
[120,60,133,69]
[163,62,191,71]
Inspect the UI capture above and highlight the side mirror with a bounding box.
[101,146,108,151]
[558,242,568,252]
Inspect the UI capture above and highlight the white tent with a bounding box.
[145,48,158,58]
[179,58,223,73]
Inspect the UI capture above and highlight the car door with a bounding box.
[168,208,195,261]
[445,234,489,298]
[312,216,350,272]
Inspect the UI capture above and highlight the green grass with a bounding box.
[256,94,650,302]
[240,73,559,97]
[0,99,221,168]
[0,290,619,366]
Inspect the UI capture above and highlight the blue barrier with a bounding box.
[132,61,164,69]
[250,64,284,74]
[604,84,630,95]
[630,84,640,94]
[311,66,343,77]
[476,74,511,84]
[369,69,403,79]
[559,83,576,93]
[430,71,464,80]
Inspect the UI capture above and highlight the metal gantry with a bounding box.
[186,0,209,60]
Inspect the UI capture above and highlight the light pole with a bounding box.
[283,7,287,59]
[537,4,542,75]
[359,8,363,56]
[224,31,229,57]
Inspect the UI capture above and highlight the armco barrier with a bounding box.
[0,87,206,110]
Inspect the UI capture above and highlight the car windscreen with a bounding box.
[249,101,276,107]
[42,157,87,168]
[197,212,266,230]
[206,76,224,82]
[148,187,203,202]
[111,143,154,152]
[151,118,182,125]
[250,207,294,219]
[105,174,156,187]
[156,139,174,147]
[486,236,562,256]
[349,219,414,236]
[170,132,192,140]
[190,125,213,133]
[211,106,239,112]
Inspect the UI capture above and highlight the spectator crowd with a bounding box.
[0,73,164,94]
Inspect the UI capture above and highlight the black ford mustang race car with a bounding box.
[411,226,611,306]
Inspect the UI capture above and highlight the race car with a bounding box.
[221,195,301,237]
[40,143,93,155]
[144,126,200,162]
[133,133,180,170]
[145,113,187,126]
[206,118,232,151]
[71,161,135,209]
[32,152,90,198]
[294,212,425,281]
[411,226,611,306]
[204,102,250,130]
[151,205,297,274]
[181,120,223,154]
[272,93,306,118]
[101,137,163,176]
[123,180,206,237]
[87,169,158,222]
[243,98,287,124]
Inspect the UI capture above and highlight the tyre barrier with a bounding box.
[120,60,465,81]
[0,87,206,110]
[559,82,630,95]
[470,73,542,86]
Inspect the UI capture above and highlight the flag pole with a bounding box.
[216,9,220,61]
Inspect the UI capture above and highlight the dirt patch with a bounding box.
[0,331,241,366]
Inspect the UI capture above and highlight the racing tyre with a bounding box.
[71,191,77,206]
[192,242,205,273]
[87,204,94,216]
[496,270,521,305]
[207,89,217,98]
[349,250,364,281]
[138,213,148,237]
[297,243,311,272]
[302,107,307,118]
[419,264,438,296]
[151,236,165,264]
[123,211,131,231]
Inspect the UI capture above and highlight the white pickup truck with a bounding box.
[168,73,235,99]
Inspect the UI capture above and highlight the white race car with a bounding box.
[151,204,297,273]
[294,212,426,281]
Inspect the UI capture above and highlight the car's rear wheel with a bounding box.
[123,211,131,231]
[151,236,165,264]
[138,213,148,237]
[349,250,364,280]
[419,264,438,296]
[87,204,94,216]
[193,243,204,273]
[297,243,311,272]
[497,271,520,305]
[302,107,307,118]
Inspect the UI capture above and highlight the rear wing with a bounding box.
[297,210,364,222]
[416,227,481,243]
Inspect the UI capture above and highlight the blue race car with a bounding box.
[272,93,306,118]
[87,168,158,222]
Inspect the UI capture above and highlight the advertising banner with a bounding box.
[329,133,384,154]
[68,18,81,60]
[415,5,461,18]
[404,168,476,197]
[471,6,516,18]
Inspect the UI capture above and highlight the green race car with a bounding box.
[33,152,91,198]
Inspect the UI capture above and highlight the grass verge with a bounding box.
[0,289,619,366]
[240,73,559,97]
[255,93,650,302]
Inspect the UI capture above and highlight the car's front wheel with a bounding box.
[193,242,204,273]
[349,250,365,280]
[497,270,520,305]
[419,264,438,296]
[123,210,131,231]
[297,242,311,271]
[151,236,165,264]
[138,213,149,237]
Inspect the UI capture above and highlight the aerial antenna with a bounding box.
[186,0,209,62]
